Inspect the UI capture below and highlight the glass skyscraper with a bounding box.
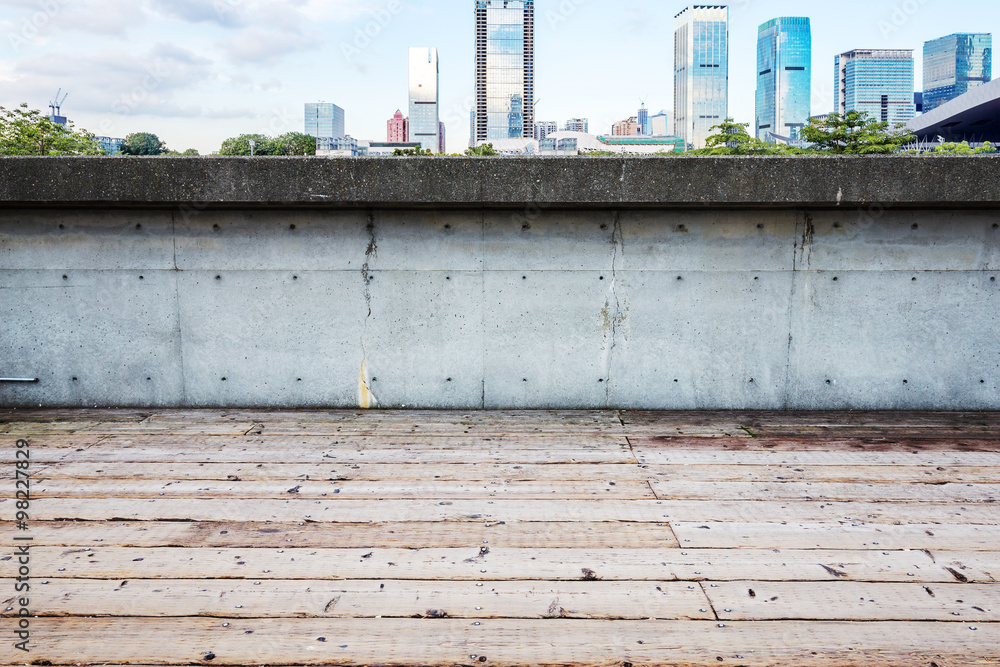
[923,33,992,113]
[409,47,440,152]
[475,0,534,143]
[304,103,345,140]
[638,103,650,135]
[755,17,811,144]
[674,5,729,150]
[834,50,916,125]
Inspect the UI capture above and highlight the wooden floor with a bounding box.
[2,410,999,666]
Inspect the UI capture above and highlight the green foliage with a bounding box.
[393,145,432,156]
[690,118,803,156]
[182,148,200,156]
[270,132,316,156]
[121,132,167,156]
[218,132,316,156]
[930,141,996,155]
[0,104,103,156]
[218,134,270,156]
[464,143,497,157]
[800,111,912,155]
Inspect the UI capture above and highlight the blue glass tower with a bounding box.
[674,5,729,150]
[304,103,345,140]
[475,0,534,143]
[638,103,651,135]
[834,50,915,124]
[923,34,992,113]
[755,17,811,144]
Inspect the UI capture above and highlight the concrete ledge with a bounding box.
[1,156,998,209]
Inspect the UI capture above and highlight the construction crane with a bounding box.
[48,89,69,123]
[48,89,68,118]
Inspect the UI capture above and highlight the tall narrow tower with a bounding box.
[409,47,440,152]
[674,5,729,150]
[755,17,811,144]
[475,0,535,144]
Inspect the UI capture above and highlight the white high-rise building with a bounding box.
[651,110,671,136]
[409,47,440,152]
[674,5,729,150]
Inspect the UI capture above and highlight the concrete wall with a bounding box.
[1,157,998,409]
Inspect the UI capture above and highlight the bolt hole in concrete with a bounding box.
[58,224,64,229]
[289,225,296,230]
[757,223,764,229]
[993,223,998,229]
[221,377,227,382]
[444,224,451,229]
[297,378,302,382]
[600,276,604,280]
[72,377,78,382]
[146,377,151,381]
[293,276,298,280]
[213,224,220,231]
[62,275,68,280]
[139,276,144,280]
[904,380,909,384]
[912,224,919,230]
[215,276,221,280]
[833,277,839,281]
[372,377,378,382]
[136,224,142,230]
[447,378,452,382]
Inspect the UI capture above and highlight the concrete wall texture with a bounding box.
[1,157,998,409]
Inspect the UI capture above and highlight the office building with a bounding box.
[475,0,535,143]
[409,47,440,152]
[534,121,558,140]
[387,110,409,143]
[439,122,447,154]
[469,109,476,148]
[755,17,811,144]
[923,33,992,113]
[674,5,729,149]
[564,118,589,133]
[638,103,651,135]
[304,102,345,140]
[97,136,124,155]
[834,49,916,124]
[612,117,641,136]
[914,92,923,113]
[651,110,670,136]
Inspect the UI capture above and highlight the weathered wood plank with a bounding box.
[33,446,636,464]
[705,582,1000,621]
[671,522,1000,551]
[16,547,943,582]
[2,618,996,666]
[631,435,1000,451]
[0,521,679,549]
[634,449,1000,466]
[30,479,655,500]
[932,551,1000,584]
[650,481,1000,502]
[19,497,1000,524]
[0,579,713,620]
[28,461,1000,483]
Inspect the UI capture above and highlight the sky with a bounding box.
[0,0,995,154]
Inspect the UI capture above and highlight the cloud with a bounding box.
[145,0,246,28]
[1,42,215,120]
[219,25,321,63]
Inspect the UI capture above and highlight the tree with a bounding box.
[393,146,432,156]
[218,134,275,156]
[121,132,167,156]
[270,132,316,156]
[464,143,497,156]
[0,104,103,156]
[182,148,200,156]
[800,111,912,155]
[692,118,789,156]
[930,141,996,155]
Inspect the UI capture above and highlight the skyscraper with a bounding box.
[674,5,729,150]
[923,33,992,113]
[409,47,440,152]
[387,110,409,143]
[304,103,345,140]
[755,17,811,144]
[475,0,535,143]
[834,50,916,124]
[534,121,558,140]
[638,103,651,135]
[651,111,671,136]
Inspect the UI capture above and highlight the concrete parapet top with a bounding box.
[0,156,997,209]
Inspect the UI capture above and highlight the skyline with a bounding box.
[0,0,995,153]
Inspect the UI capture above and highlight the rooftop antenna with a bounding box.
[49,89,68,117]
